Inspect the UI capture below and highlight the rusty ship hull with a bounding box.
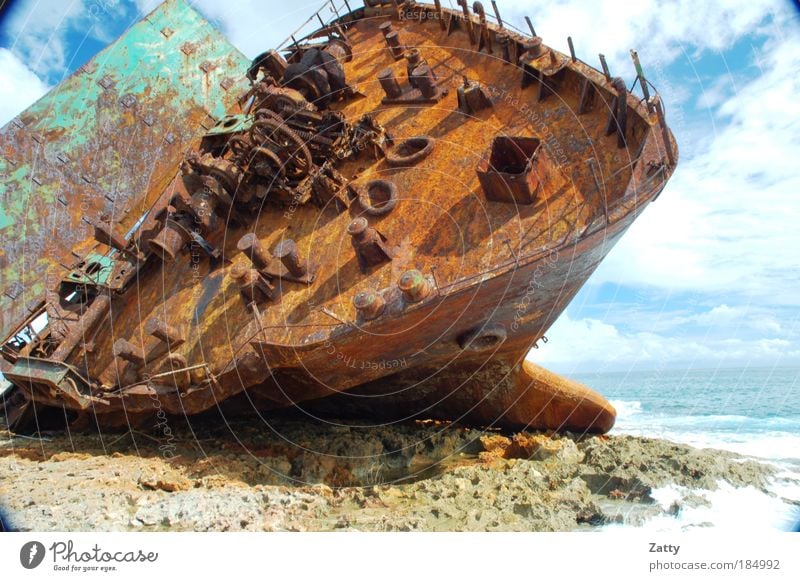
[0,0,677,435]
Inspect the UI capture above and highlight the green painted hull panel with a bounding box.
[0,0,250,342]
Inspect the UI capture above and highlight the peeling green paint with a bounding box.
[63,253,116,287]
[206,114,253,136]
[0,0,252,340]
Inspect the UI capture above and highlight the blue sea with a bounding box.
[569,366,800,531]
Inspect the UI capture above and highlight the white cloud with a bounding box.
[135,0,324,59]
[3,0,85,79]
[501,0,782,75]
[529,310,800,372]
[573,300,793,339]
[2,0,127,81]
[695,74,737,111]
[590,22,800,308]
[194,0,325,57]
[0,48,50,126]
[695,304,743,325]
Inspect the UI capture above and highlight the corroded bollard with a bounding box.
[274,239,307,278]
[378,69,403,99]
[412,64,438,99]
[112,338,145,366]
[379,21,393,39]
[405,48,422,72]
[237,233,273,271]
[523,36,545,59]
[148,214,191,262]
[457,77,493,114]
[385,31,404,60]
[398,270,430,303]
[353,290,385,320]
[348,217,393,272]
[144,317,185,347]
[230,263,275,303]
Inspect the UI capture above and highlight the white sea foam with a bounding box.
[609,399,643,420]
[589,368,800,530]
[770,470,800,503]
[603,481,800,532]
[604,403,800,531]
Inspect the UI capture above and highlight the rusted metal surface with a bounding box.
[0,0,251,344]
[0,1,678,434]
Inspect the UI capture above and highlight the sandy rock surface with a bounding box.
[0,417,783,531]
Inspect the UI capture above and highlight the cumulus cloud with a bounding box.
[529,310,800,372]
[0,48,49,125]
[501,0,783,75]
[1,0,129,81]
[135,0,323,58]
[593,24,800,306]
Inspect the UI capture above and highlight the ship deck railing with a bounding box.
[276,0,355,50]
[275,1,663,116]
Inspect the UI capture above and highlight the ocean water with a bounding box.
[569,366,800,532]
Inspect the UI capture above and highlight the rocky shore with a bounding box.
[0,416,791,531]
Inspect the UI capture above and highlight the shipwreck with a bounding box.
[0,0,677,434]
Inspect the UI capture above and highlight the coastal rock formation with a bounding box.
[0,418,787,532]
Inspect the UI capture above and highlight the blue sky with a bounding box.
[1,0,798,373]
